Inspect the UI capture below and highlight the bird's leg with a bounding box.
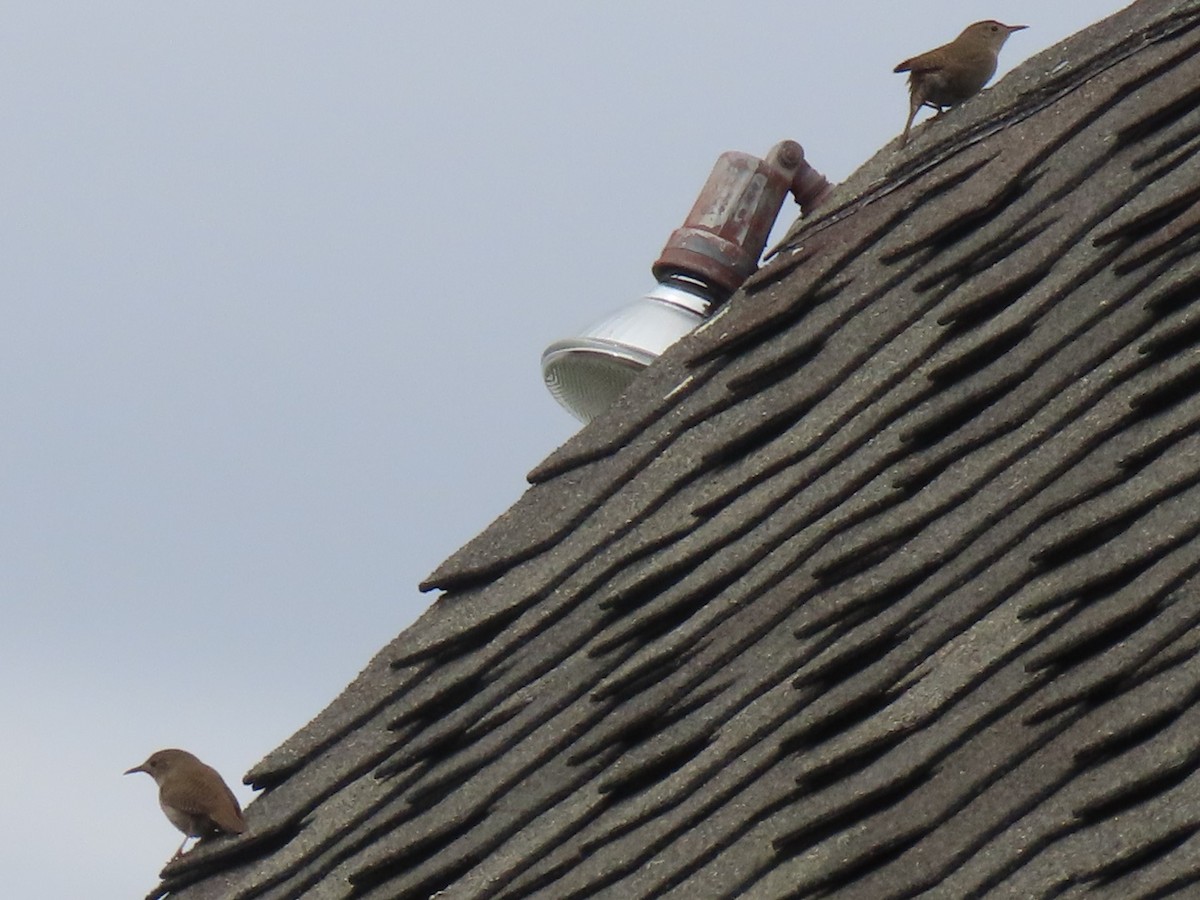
[171,836,190,860]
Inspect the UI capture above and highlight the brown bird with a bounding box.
[125,748,246,860]
[894,20,1027,147]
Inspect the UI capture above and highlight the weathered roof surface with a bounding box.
[156,1,1200,897]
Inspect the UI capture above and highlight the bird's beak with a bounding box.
[124,764,146,775]
[1009,25,1028,32]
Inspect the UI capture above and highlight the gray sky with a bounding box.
[0,2,1131,895]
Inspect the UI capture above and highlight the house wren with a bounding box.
[125,748,246,860]
[894,20,1027,147]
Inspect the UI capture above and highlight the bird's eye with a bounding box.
[990,25,999,32]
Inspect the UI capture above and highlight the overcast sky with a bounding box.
[0,2,1133,896]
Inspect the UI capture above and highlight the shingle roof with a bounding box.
[153,1,1200,897]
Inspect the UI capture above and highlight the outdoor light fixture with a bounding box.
[543,140,832,423]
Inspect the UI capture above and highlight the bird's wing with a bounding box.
[894,51,946,75]
[207,788,247,835]
[162,771,247,834]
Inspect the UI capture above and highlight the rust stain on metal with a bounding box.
[653,140,834,300]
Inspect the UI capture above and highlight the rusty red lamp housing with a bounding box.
[543,140,831,423]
